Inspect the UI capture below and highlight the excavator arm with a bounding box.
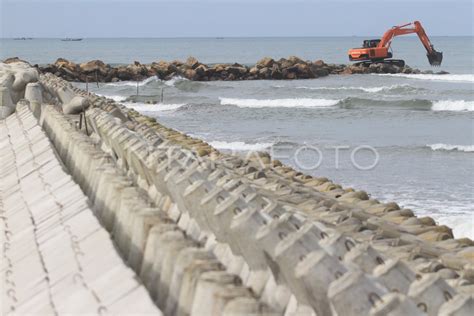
[378,21,443,66]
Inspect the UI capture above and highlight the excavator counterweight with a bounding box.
[348,21,443,66]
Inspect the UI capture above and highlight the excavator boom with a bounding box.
[348,21,443,66]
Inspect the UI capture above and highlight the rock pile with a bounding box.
[4,56,448,83]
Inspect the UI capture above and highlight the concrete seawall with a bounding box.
[1,61,472,315]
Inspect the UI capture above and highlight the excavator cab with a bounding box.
[363,39,381,48]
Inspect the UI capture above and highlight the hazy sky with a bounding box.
[1,0,472,38]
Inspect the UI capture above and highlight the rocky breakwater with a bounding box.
[4,56,446,83]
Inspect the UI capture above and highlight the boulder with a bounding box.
[195,65,209,77]
[183,69,197,80]
[127,61,148,77]
[55,58,77,72]
[151,60,175,77]
[313,60,326,67]
[226,66,247,77]
[289,63,314,78]
[258,67,271,79]
[79,60,109,75]
[249,67,259,75]
[310,64,329,77]
[117,66,133,80]
[186,56,200,69]
[287,56,305,65]
[271,64,282,79]
[285,71,296,80]
[279,58,294,69]
[256,57,274,68]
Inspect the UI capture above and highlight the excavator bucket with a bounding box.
[427,50,443,66]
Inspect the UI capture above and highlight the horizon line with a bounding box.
[2,35,473,39]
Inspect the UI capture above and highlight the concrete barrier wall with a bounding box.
[0,103,160,315]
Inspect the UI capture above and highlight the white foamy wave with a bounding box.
[164,76,188,87]
[105,76,188,87]
[208,141,273,151]
[293,84,411,93]
[122,102,185,112]
[377,73,474,83]
[435,216,474,240]
[106,76,160,87]
[428,144,474,152]
[431,100,474,112]
[96,94,127,102]
[219,97,339,108]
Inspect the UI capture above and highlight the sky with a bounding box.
[1,0,472,38]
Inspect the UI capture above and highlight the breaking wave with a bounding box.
[104,76,194,89]
[377,73,474,83]
[121,102,185,112]
[219,97,340,108]
[290,84,420,94]
[106,76,160,87]
[431,100,474,112]
[208,140,274,151]
[428,144,474,152]
[96,94,127,102]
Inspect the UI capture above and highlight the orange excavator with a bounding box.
[348,21,443,67]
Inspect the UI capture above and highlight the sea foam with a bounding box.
[104,76,188,87]
[208,141,273,151]
[96,94,127,102]
[428,144,474,152]
[219,97,339,108]
[122,102,185,112]
[431,100,474,112]
[292,84,414,93]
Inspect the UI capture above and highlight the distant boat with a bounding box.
[14,37,33,40]
[61,38,83,42]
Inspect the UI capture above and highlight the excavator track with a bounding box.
[354,59,405,68]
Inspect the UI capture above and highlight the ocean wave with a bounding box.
[106,76,160,87]
[431,100,474,112]
[219,97,340,108]
[291,84,419,94]
[121,102,185,112]
[428,144,474,152]
[104,75,190,88]
[208,140,274,151]
[96,94,127,102]
[377,73,474,83]
[164,76,188,86]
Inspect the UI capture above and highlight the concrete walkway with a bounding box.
[0,105,161,315]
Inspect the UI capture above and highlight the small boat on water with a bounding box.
[61,38,83,42]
